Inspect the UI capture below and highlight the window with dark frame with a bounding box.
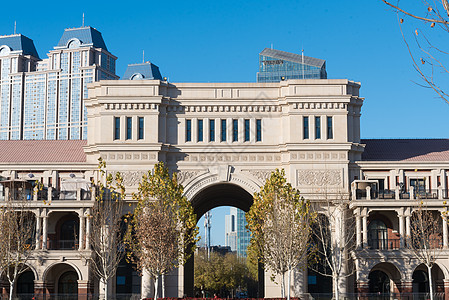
[232,119,238,142]
[327,116,333,139]
[221,119,226,142]
[186,119,192,142]
[303,116,309,139]
[209,119,215,142]
[315,116,321,139]
[256,119,262,142]
[138,117,144,140]
[126,117,132,140]
[244,119,250,142]
[114,117,120,140]
[198,119,203,142]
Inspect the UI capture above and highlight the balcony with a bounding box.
[351,180,448,201]
[48,239,79,250]
[368,238,400,250]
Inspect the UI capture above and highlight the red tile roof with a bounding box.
[361,139,449,162]
[0,140,87,163]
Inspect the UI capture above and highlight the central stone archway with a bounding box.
[184,181,264,297]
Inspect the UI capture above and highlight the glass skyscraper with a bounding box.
[257,48,327,83]
[0,26,118,140]
[225,207,250,258]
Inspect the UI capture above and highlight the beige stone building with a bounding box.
[0,78,448,299]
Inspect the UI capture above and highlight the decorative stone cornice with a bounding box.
[297,169,342,186]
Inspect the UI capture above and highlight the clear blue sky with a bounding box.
[3,0,448,245]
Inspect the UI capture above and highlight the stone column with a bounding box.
[85,211,91,250]
[34,280,46,300]
[442,213,448,248]
[443,279,449,300]
[356,215,362,248]
[399,215,405,248]
[362,215,368,247]
[406,214,411,238]
[42,216,48,250]
[47,186,52,202]
[79,214,85,250]
[35,216,41,249]
[77,280,90,300]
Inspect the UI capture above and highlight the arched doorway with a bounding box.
[58,271,78,299]
[16,270,35,300]
[413,270,429,294]
[368,270,390,295]
[185,183,258,297]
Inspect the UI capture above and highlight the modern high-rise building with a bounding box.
[225,207,250,257]
[257,48,327,82]
[0,26,118,140]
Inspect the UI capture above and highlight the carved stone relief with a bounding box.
[297,169,342,186]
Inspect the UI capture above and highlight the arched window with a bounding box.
[58,271,78,298]
[368,220,387,249]
[412,270,429,294]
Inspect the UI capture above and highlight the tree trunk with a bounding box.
[154,275,159,300]
[287,269,291,300]
[428,265,434,300]
[280,272,285,298]
[162,274,165,298]
[104,277,109,300]
[333,274,339,300]
[9,281,14,300]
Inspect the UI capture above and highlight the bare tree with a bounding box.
[406,201,443,300]
[247,169,315,300]
[0,180,36,300]
[129,162,198,300]
[310,199,355,300]
[83,158,126,300]
[381,0,449,105]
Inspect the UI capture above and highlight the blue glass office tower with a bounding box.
[225,207,250,258]
[0,26,118,140]
[257,48,327,83]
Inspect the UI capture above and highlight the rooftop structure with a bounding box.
[257,48,327,82]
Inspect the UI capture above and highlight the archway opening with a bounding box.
[16,269,35,300]
[185,183,263,297]
[58,271,78,299]
[368,270,390,295]
[412,264,446,297]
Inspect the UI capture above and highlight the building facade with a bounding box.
[257,48,327,82]
[0,27,118,140]
[225,207,250,257]
[0,78,448,299]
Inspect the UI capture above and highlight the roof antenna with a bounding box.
[271,43,273,49]
[82,13,85,27]
[142,50,145,63]
[14,21,16,35]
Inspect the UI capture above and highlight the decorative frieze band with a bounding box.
[170,153,281,163]
[166,105,281,113]
[105,103,159,110]
[109,170,147,186]
[290,151,347,161]
[297,169,342,187]
[292,102,347,110]
[105,153,157,161]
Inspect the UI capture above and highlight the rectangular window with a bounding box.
[209,119,215,142]
[256,119,262,142]
[232,119,238,142]
[244,119,250,142]
[114,117,120,140]
[186,119,192,142]
[327,116,333,139]
[303,116,309,139]
[221,119,226,142]
[138,117,144,140]
[315,116,321,139]
[126,117,132,140]
[198,119,203,142]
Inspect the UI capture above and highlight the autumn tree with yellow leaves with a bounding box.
[129,162,199,300]
[246,169,315,300]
